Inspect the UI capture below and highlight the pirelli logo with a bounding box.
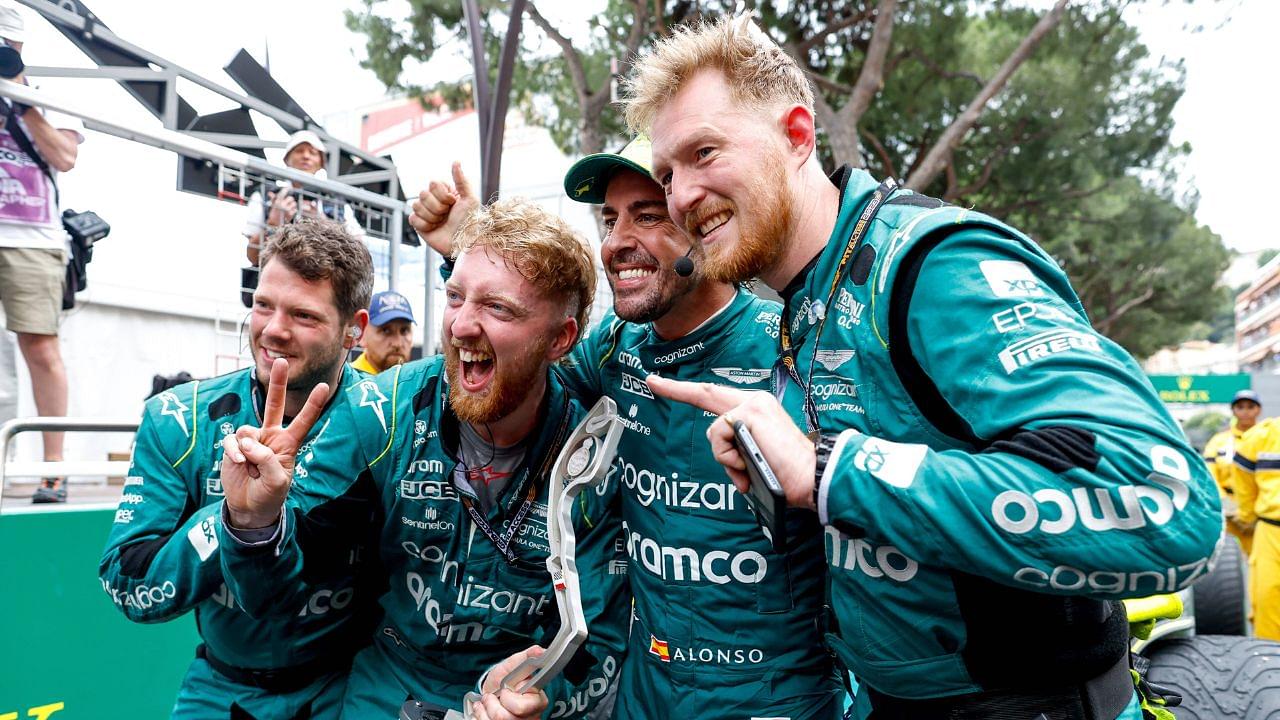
[998,329,1101,374]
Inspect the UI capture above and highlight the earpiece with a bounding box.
[349,326,363,339]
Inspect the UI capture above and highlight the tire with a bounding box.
[1193,532,1250,635]
[1144,635,1280,719]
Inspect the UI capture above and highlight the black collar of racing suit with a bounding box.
[438,367,575,516]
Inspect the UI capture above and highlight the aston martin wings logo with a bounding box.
[815,350,856,372]
[711,368,771,385]
[358,380,390,432]
[159,392,190,437]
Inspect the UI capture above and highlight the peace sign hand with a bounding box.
[220,358,330,529]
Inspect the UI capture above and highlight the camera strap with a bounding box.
[3,102,59,209]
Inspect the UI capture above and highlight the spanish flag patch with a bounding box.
[648,635,670,662]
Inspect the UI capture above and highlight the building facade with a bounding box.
[1237,253,1280,374]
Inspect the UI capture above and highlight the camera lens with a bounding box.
[0,45,23,80]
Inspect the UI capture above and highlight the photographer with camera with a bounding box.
[0,3,85,503]
[239,130,363,307]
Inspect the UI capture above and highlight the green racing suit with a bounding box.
[786,167,1223,717]
[217,357,630,718]
[555,289,845,719]
[98,365,380,720]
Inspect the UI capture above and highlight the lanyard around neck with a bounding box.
[777,178,897,432]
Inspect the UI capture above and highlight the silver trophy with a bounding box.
[402,397,622,720]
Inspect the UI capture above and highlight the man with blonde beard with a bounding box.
[216,198,629,719]
[627,15,1222,720]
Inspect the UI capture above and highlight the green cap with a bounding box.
[563,135,653,204]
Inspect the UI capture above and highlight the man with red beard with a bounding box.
[216,198,629,719]
[413,148,844,718]
[626,15,1221,720]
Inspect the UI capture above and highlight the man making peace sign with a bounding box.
[100,218,379,719]
[217,199,629,720]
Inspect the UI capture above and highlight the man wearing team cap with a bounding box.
[1205,389,1262,554]
[351,290,416,374]
[411,142,843,718]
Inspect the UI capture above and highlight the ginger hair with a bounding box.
[623,14,814,133]
[453,197,596,340]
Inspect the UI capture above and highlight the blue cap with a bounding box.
[1232,389,1261,406]
[369,291,415,326]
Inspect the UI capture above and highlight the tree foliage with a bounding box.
[1047,176,1229,357]
[347,0,1230,358]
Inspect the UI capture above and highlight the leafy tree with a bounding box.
[1260,248,1279,268]
[346,0,660,156]
[348,0,1228,356]
[1048,176,1228,357]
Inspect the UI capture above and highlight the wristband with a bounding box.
[812,433,838,510]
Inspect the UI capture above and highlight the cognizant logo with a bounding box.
[611,458,739,511]
[101,578,177,610]
[811,382,858,400]
[624,521,767,584]
[653,342,704,365]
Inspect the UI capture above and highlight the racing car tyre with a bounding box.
[1144,635,1280,719]
[1193,533,1250,635]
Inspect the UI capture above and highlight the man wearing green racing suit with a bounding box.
[411,150,844,718]
[99,218,381,720]
[629,17,1223,720]
[217,198,629,719]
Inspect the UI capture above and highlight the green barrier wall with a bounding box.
[0,505,198,719]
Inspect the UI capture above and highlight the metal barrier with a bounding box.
[0,417,139,488]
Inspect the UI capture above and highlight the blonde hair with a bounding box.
[453,197,596,341]
[624,15,814,133]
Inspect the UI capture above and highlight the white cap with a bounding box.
[0,3,26,43]
[283,130,326,161]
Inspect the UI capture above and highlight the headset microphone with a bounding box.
[673,247,695,278]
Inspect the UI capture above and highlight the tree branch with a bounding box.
[653,0,669,36]
[795,6,874,55]
[945,117,1040,200]
[525,2,590,108]
[905,0,1069,191]
[805,68,856,97]
[623,0,652,57]
[1096,283,1157,333]
[906,49,984,88]
[842,0,899,124]
[610,0,653,86]
[984,179,1111,217]
[861,128,898,178]
[944,160,958,199]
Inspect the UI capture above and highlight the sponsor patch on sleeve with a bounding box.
[187,515,220,561]
[853,437,928,489]
[980,260,1045,298]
